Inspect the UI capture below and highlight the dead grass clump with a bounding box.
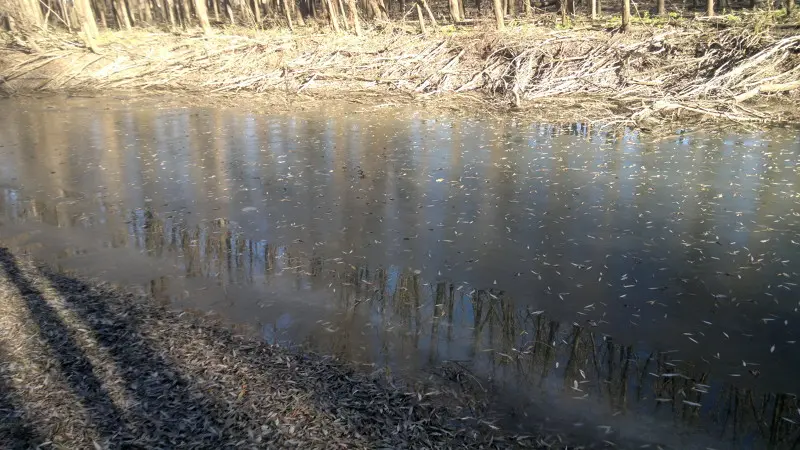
[1,23,799,124]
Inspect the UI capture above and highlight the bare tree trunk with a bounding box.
[74,0,99,51]
[706,0,713,15]
[448,0,461,21]
[347,0,360,34]
[621,0,629,30]
[416,1,426,32]
[657,0,665,14]
[178,0,191,26]
[524,0,531,16]
[224,0,235,23]
[114,0,132,28]
[597,0,601,15]
[94,0,109,28]
[9,0,45,28]
[251,0,261,24]
[419,0,435,24]
[193,0,211,31]
[211,0,220,21]
[337,0,349,29]
[492,0,504,28]
[786,0,794,15]
[282,0,294,29]
[324,0,340,30]
[163,0,176,27]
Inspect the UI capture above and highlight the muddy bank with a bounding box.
[1,22,799,125]
[0,246,543,449]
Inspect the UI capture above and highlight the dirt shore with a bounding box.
[2,18,799,126]
[0,246,549,449]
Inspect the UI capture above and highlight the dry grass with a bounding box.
[1,17,799,125]
[0,247,551,448]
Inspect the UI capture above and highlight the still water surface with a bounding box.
[1,96,799,448]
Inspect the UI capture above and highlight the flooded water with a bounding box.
[1,95,799,448]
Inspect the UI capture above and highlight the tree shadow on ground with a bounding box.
[0,248,476,448]
[0,249,242,447]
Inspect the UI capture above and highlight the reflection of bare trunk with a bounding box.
[492,0,504,29]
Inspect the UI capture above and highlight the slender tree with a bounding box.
[492,0,504,29]
[325,0,340,31]
[706,0,713,16]
[416,1,426,32]
[347,0,361,35]
[448,0,461,21]
[657,0,665,15]
[621,0,630,30]
[193,0,212,32]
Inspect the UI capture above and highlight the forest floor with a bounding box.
[0,246,552,449]
[1,13,800,125]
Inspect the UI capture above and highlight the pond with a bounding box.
[1,95,799,449]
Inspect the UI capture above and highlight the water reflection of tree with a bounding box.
[6,190,800,447]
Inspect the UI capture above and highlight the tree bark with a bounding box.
[163,0,176,27]
[223,0,234,24]
[74,0,99,51]
[324,0,340,30]
[621,0,630,30]
[706,0,713,15]
[416,2,426,32]
[251,0,261,24]
[114,0,132,28]
[419,0,435,25]
[524,0,531,16]
[448,0,461,21]
[492,0,504,29]
[347,0,361,34]
[193,0,212,31]
[657,0,665,14]
[590,0,596,19]
[337,0,349,29]
[94,0,109,28]
[283,0,294,29]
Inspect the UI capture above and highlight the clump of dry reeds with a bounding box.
[1,22,799,123]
